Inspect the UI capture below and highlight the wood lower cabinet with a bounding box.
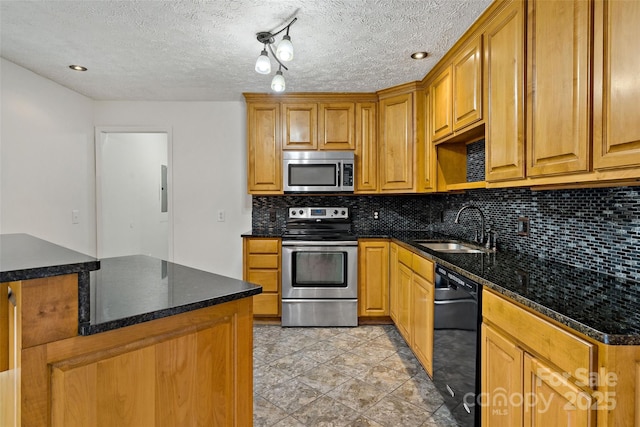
[526,0,591,177]
[593,0,640,171]
[484,0,526,182]
[358,240,389,317]
[243,237,281,317]
[389,243,434,376]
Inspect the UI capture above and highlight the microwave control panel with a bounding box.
[288,207,349,220]
[342,163,354,187]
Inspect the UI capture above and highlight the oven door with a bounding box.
[282,241,357,299]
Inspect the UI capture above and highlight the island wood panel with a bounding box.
[593,0,640,170]
[1,283,8,371]
[21,297,252,427]
[526,0,591,177]
[247,103,281,193]
[355,102,378,192]
[484,0,526,182]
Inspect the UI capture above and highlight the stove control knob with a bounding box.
[341,210,346,216]
[291,210,296,215]
[333,210,338,215]
[299,210,304,215]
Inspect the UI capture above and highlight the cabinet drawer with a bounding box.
[412,254,434,282]
[247,270,279,292]
[398,246,413,267]
[247,254,279,269]
[253,293,280,316]
[483,290,595,376]
[247,238,280,254]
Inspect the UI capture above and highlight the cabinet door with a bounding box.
[430,66,453,141]
[526,0,591,177]
[481,324,524,427]
[246,103,281,193]
[319,103,355,150]
[417,90,435,192]
[389,244,399,323]
[379,93,415,192]
[453,36,483,131]
[411,274,434,376]
[397,262,413,343]
[523,353,594,427]
[355,102,378,192]
[282,103,317,150]
[358,241,389,317]
[593,0,640,170]
[485,0,526,182]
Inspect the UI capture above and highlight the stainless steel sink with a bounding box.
[413,239,489,254]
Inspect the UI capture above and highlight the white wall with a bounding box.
[0,58,96,255]
[93,102,251,279]
[1,59,251,280]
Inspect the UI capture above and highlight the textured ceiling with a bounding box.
[0,0,492,102]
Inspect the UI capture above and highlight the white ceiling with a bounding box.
[0,0,492,102]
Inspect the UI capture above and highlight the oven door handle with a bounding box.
[282,240,358,246]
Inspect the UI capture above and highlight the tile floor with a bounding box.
[253,324,459,427]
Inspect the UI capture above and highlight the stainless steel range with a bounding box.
[281,207,358,327]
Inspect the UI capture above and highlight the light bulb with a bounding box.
[255,49,271,74]
[276,35,294,62]
[271,70,285,92]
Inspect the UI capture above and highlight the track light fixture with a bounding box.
[254,17,297,92]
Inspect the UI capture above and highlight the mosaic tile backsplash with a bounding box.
[252,186,640,281]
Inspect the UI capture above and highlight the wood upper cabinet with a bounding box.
[484,0,526,182]
[453,35,483,132]
[379,92,415,192]
[417,90,436,192]
[246,103,282,193]
[593,0,640,170]
[319,103,355,150]
[358,240,389,317]
[430,66,453,142]
[282,103,317,150]
[526,0,591,177]
[355,102,378,192]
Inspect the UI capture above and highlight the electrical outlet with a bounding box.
[71,209,80,224]
[517,217,530,236]
[373,211,379,220]
[217,209,225,222]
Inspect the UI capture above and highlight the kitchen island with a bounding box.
[1,234,261,427]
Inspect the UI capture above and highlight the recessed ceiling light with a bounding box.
[410,52,428,60]
[69,65,87,71]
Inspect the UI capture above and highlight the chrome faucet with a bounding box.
[454,205,486,245]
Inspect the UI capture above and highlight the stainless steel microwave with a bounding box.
[283,151,354,193]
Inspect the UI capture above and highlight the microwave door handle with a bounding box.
[337,163,341,186]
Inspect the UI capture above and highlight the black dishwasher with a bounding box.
[433,264,482,427]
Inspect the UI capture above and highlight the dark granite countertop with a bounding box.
[0,233,99,282]
[83,255,261,335]
[242,228,640,345]
[1,234,261,336]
